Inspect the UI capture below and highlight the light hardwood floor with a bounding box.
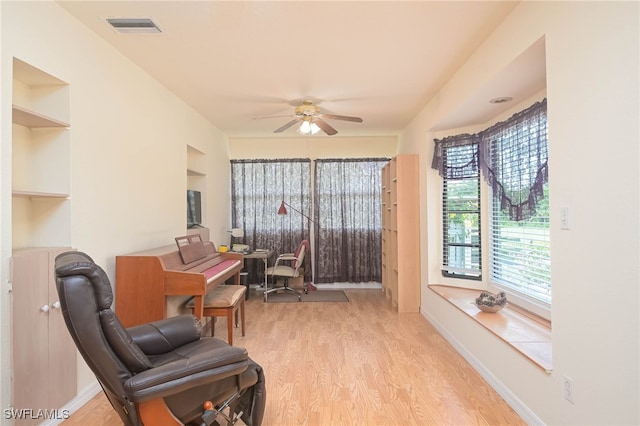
[63,288,525,426]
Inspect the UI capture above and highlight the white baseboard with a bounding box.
[251,282,383,291]
[40,381,102,426]
[313,282,382,289]
[421,307,545,426]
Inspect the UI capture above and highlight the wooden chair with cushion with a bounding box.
[187,284,246,346]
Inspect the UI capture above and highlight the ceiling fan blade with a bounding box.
[314,118,338,136]
[253,115,295,120]
[274,118,301,133]
[318,113,363,123]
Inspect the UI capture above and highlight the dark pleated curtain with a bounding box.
[230,159,311,283]
[313,158,389,283]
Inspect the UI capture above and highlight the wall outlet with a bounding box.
[563,375,575,403]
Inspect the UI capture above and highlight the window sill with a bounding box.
[428,284,552,373]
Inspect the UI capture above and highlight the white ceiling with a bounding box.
[57,1,546,138]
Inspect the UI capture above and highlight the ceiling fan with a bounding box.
[253,100,363,136]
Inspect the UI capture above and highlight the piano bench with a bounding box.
[187,285,246,346]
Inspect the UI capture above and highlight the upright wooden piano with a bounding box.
[115,236,243,327]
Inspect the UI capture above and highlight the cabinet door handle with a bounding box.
[40,304,50,313]
[52,301,61,309]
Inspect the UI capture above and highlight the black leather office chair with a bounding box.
[54,251,265,426]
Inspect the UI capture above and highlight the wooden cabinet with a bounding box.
[11,248,77,421]
[12,58,71,249]
[381,155,421,312]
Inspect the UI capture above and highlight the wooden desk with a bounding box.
[243,249,274,288]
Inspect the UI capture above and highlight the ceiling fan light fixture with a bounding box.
[297,120,321,135]
[259,100,362,136]
[298,120,311,135]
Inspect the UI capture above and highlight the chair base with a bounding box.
[263,277,302,302]
[263,285,301,302]
[139,398,183,425]
[138,392,245,426]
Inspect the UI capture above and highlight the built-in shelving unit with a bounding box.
[11,58,71,248]
[381,154,421,312]
[10,58,76,414]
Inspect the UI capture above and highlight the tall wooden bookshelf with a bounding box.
[381,154,420,312]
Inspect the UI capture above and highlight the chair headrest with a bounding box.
[55,251,113,309]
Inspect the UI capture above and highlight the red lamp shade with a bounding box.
[277,201,288,215]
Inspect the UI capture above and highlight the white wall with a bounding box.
[229,135,397,160]
[0,1,231,410]
[400,2,639,425]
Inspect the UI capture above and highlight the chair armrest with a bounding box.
[127,315,203,355]
[124,342,249,402]
[273,254,298,268]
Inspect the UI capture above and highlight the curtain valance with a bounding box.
[432,134,479,179]
[432,99,548,221]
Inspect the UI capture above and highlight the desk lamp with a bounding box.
[229,228,244,247]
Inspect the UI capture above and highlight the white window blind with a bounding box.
[490,189,550,303]
[486,105,551,304]
[441,143,481,279]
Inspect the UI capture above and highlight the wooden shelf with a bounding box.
[12,190,69,199]
[12,104,69,128]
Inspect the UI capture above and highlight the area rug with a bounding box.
[264,289,349,303]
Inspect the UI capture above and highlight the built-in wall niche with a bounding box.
[12,196,71,249]
[187,144,206,177]
[187,144,207,229]
[12,123,70,196]
[11,58,71,249]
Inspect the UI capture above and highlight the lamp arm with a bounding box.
[282,201,318,226]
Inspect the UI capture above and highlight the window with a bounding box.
[490,185,550,303]
[230,158,311,267]
[433,99,550,305]
[485,104,550,304]
[441,143,481,279]
[231,158,387,285]
[314,158,388,283]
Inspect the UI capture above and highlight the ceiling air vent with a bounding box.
[106,18,161,34]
